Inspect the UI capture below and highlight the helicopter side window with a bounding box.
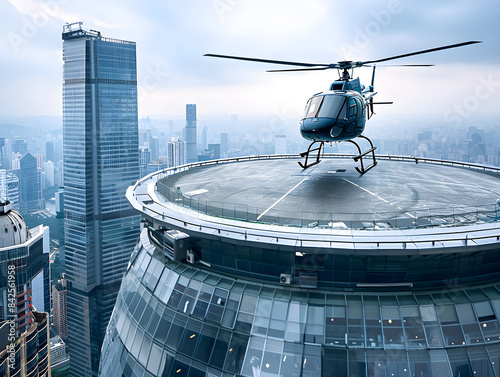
[348,98,357,117]
[317,95,346,119]
[356,98,364,117]
[303,96,324,119]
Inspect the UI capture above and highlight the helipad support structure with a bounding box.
[100,155,500,377]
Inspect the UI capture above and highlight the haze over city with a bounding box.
[1,0,499,128]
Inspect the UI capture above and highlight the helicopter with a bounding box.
[205,41,481,173]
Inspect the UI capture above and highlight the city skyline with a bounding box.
[0,1,499,128]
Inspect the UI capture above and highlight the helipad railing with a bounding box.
[146,154,500,230]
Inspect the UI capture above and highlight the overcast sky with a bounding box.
[1,0,499,127]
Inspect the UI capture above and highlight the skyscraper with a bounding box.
[101,155,500,376]
[18,153,42,214]
[167,137,186,168]
[0,198,50,337]
[62,22,140,376]
[185,104,197,163]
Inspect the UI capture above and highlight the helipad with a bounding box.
[154,156,500,230]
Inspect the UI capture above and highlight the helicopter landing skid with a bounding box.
[346,135,377,174]
[298,141,324,169]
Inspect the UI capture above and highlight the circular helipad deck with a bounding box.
[159,156,500,229]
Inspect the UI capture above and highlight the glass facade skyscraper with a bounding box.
[185,104,197,163]
[62,22,140,376]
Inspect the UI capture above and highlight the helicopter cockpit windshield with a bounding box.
[302,94,347,120]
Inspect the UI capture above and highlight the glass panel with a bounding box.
[302,345,322,377]
[239,294,257,314]
[194,323,217,363]
[262,339,283,376]
[241,337,265,376]
[441,325,465,346]
[165,314,186,351]
[481,320,500,342]
[462,322,484,344]
[206,288,229,323]
[234,312,253,334]
[456,303,477,323]
[252,298,272,336]
[348,349,366,377]
[366,325,383,348]
[468,346,496,377]
[178,319,202,357]
[305,306,325,344]
[420,305,438,322]
[429,350,452,377]
[285,302,307,342]
[447,348,472,377]
[366,349,385,377]
[437,304,459,325]
[385,350,410,377]
[323,348,347,377]
[424,325,444,348]
[408,350,432,377]
[475,301,496,321]
[280,342,303,377]
[209,328,231,369]
[224,333,249,374]
[486,344,500,377]
[348,326,365,348]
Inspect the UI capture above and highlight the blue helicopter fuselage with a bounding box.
[300,81,367,142]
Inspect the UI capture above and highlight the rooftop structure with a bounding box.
[100,155,500,376]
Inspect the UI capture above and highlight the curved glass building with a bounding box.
[100,155,500,376]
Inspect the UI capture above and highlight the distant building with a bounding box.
[139,146,151,177]
[185,104,197,163]
[17,153,43,214]
[46,141,55,163]
[167,137,186,168]
[52,273,68,339]
[150,136,160,160]
[0,170,20,211]
[43,160,55,187]
[0,138,6,168]
[202,125,208,150]
[220,132,229,157]
[35,154,44,169]
[199,143,221,162]
[13,139,27,155]
[50,335,71,376]
[0,311,51,376]
[275,134,287,154]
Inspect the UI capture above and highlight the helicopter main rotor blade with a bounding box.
[362,41,481,65]
[377,64,435,67]
[204,53,330,68]
[266,67,331,72]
